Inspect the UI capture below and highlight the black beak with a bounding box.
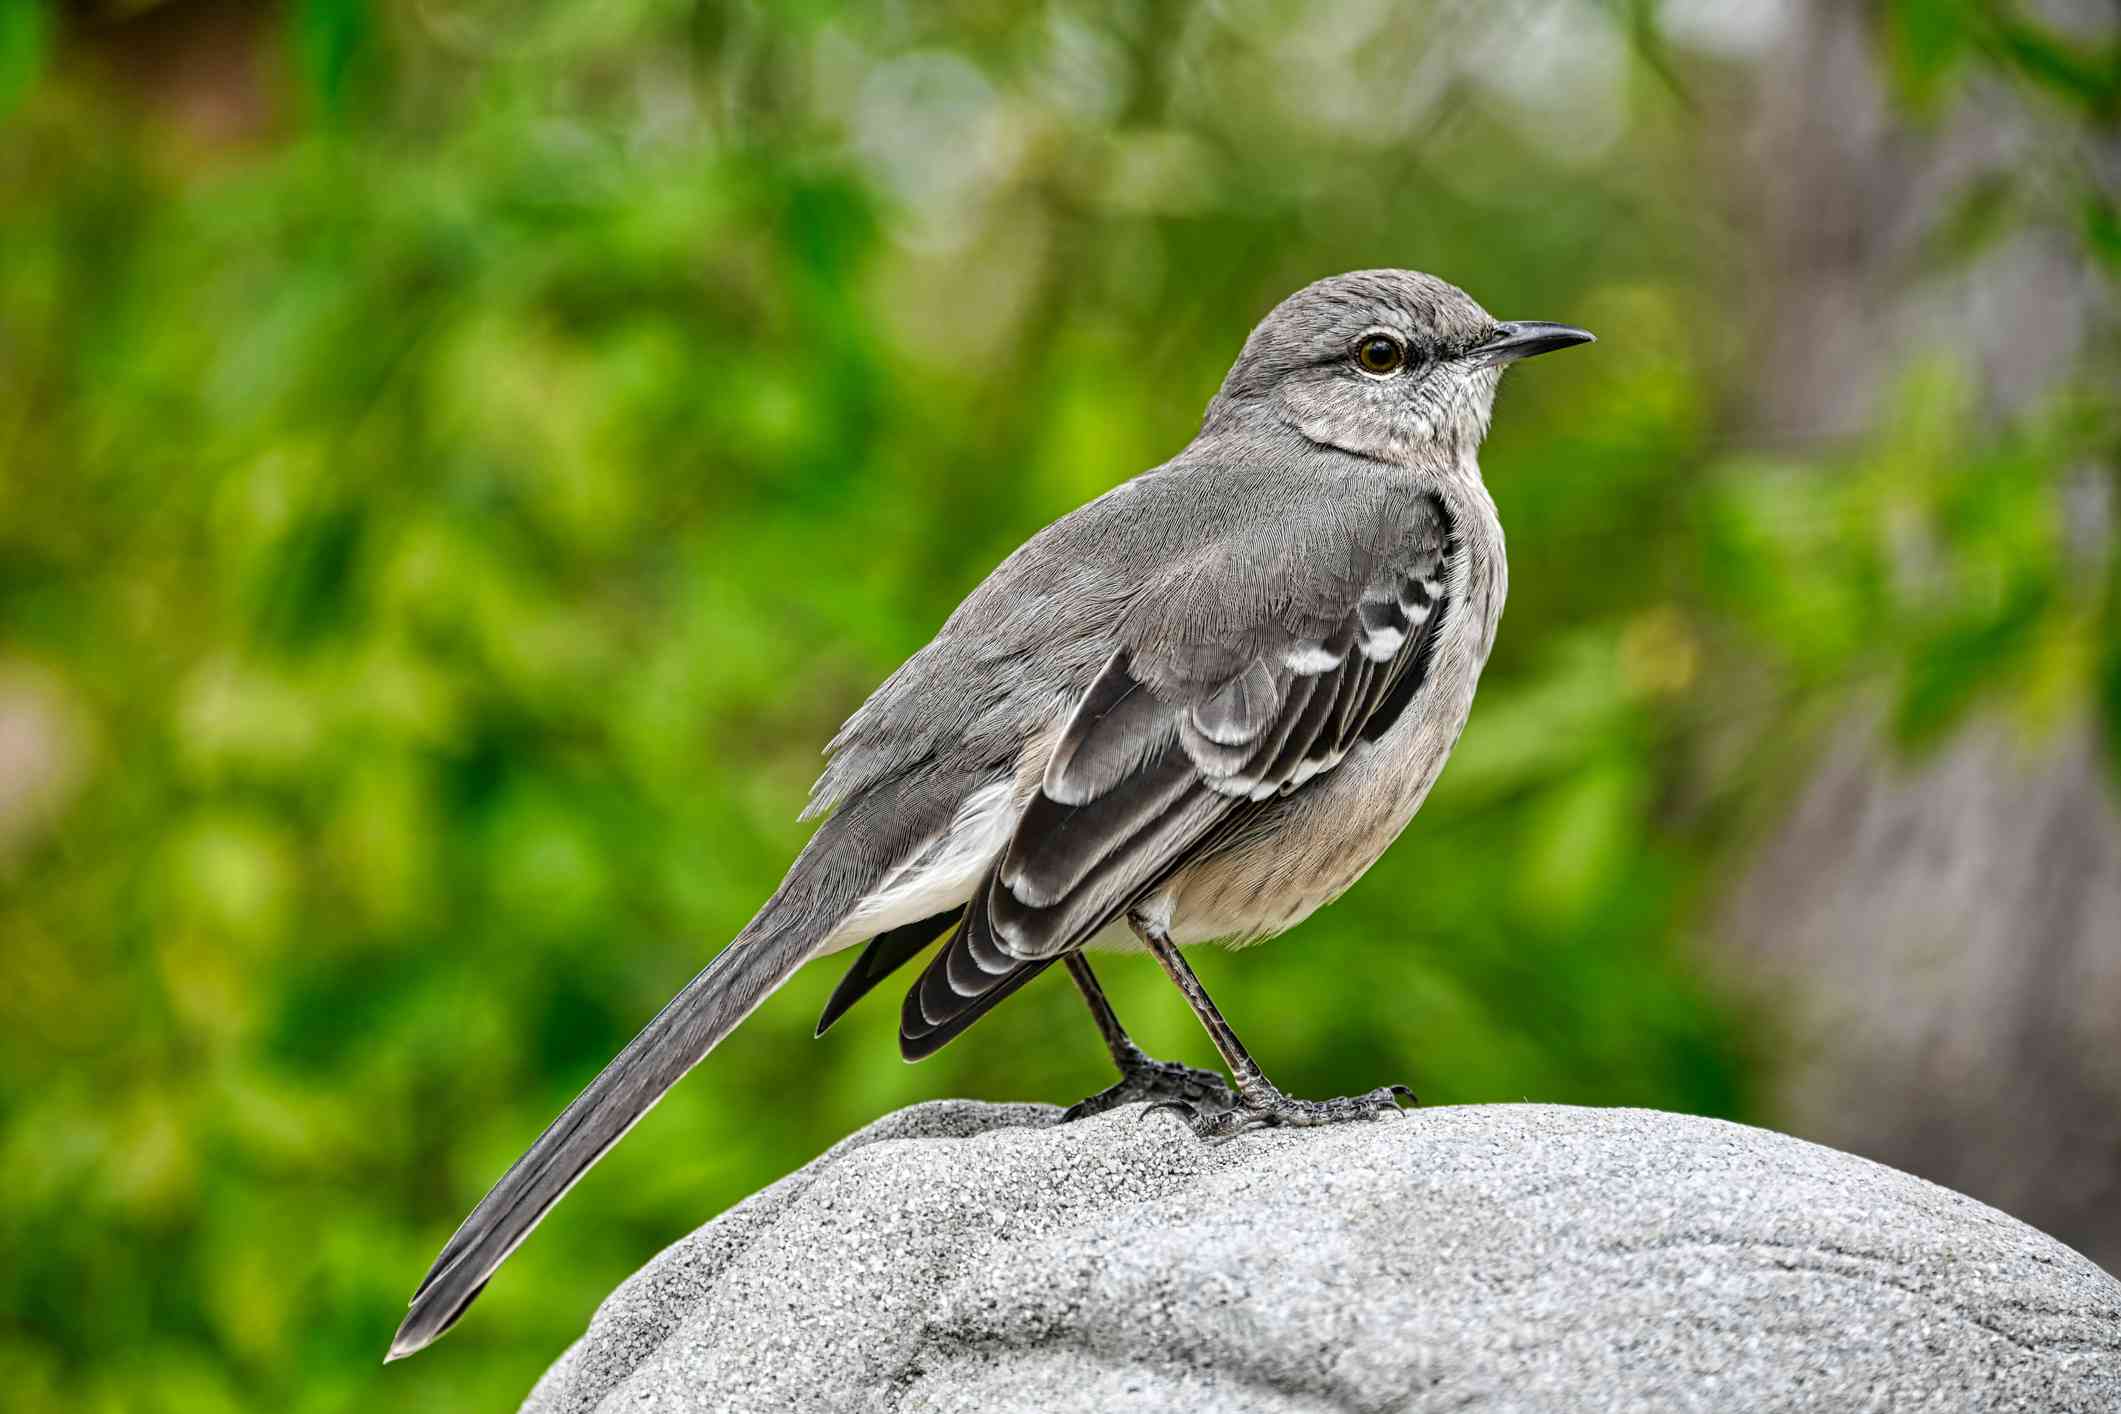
[1473,321,1596,366]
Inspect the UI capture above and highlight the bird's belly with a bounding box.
[1145,687,1473,949]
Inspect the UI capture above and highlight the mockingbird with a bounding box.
[388,269,1591,1360]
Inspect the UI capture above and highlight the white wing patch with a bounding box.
[1361,625,1405,661]
[1284,643,1343,674]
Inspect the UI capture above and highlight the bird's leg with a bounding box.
[1129,912,1415,1140]
[1059,953,1238,1122]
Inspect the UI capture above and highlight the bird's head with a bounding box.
[1205,269,1592,465]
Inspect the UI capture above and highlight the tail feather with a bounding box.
[386,923,816,1361]
[814,908,962,1037]
[900,891,1056,1060]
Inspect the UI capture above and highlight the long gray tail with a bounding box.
[386,921,818,1361]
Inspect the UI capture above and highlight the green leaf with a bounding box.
[0,0,50,118]
[1884,0,1979,111]
[1893,580,2051,751]
[2084,192,2121,277]
[293,0,371,118]
[1991,15,2121,121]
[1919,174,2016,274]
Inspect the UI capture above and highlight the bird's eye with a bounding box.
[1355,334,1406,375]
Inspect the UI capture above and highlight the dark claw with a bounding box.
[1185,1082,1419,1141]
[1141,1099,1196,1125]
[1060,1055,1239,1124]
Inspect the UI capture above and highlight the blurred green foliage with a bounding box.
[0,1,2114,1411]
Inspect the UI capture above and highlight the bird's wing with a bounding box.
[900,487,1454,1057]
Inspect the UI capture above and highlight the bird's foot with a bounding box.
[1062,1054,1239,1123]
[1151,1081,1417,1140]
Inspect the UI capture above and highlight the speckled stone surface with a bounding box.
[519,1101,2121,1413]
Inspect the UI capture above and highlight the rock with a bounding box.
[521,1101,2121,1414]
[1719,707,2121,1275]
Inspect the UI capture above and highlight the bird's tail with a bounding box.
[386,918,818,1361]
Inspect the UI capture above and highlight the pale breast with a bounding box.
[1151,693,1469,947]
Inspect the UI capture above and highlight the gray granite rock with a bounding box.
[521,1101,2121,1413]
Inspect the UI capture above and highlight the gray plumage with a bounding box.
[388,269,1591,1361]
